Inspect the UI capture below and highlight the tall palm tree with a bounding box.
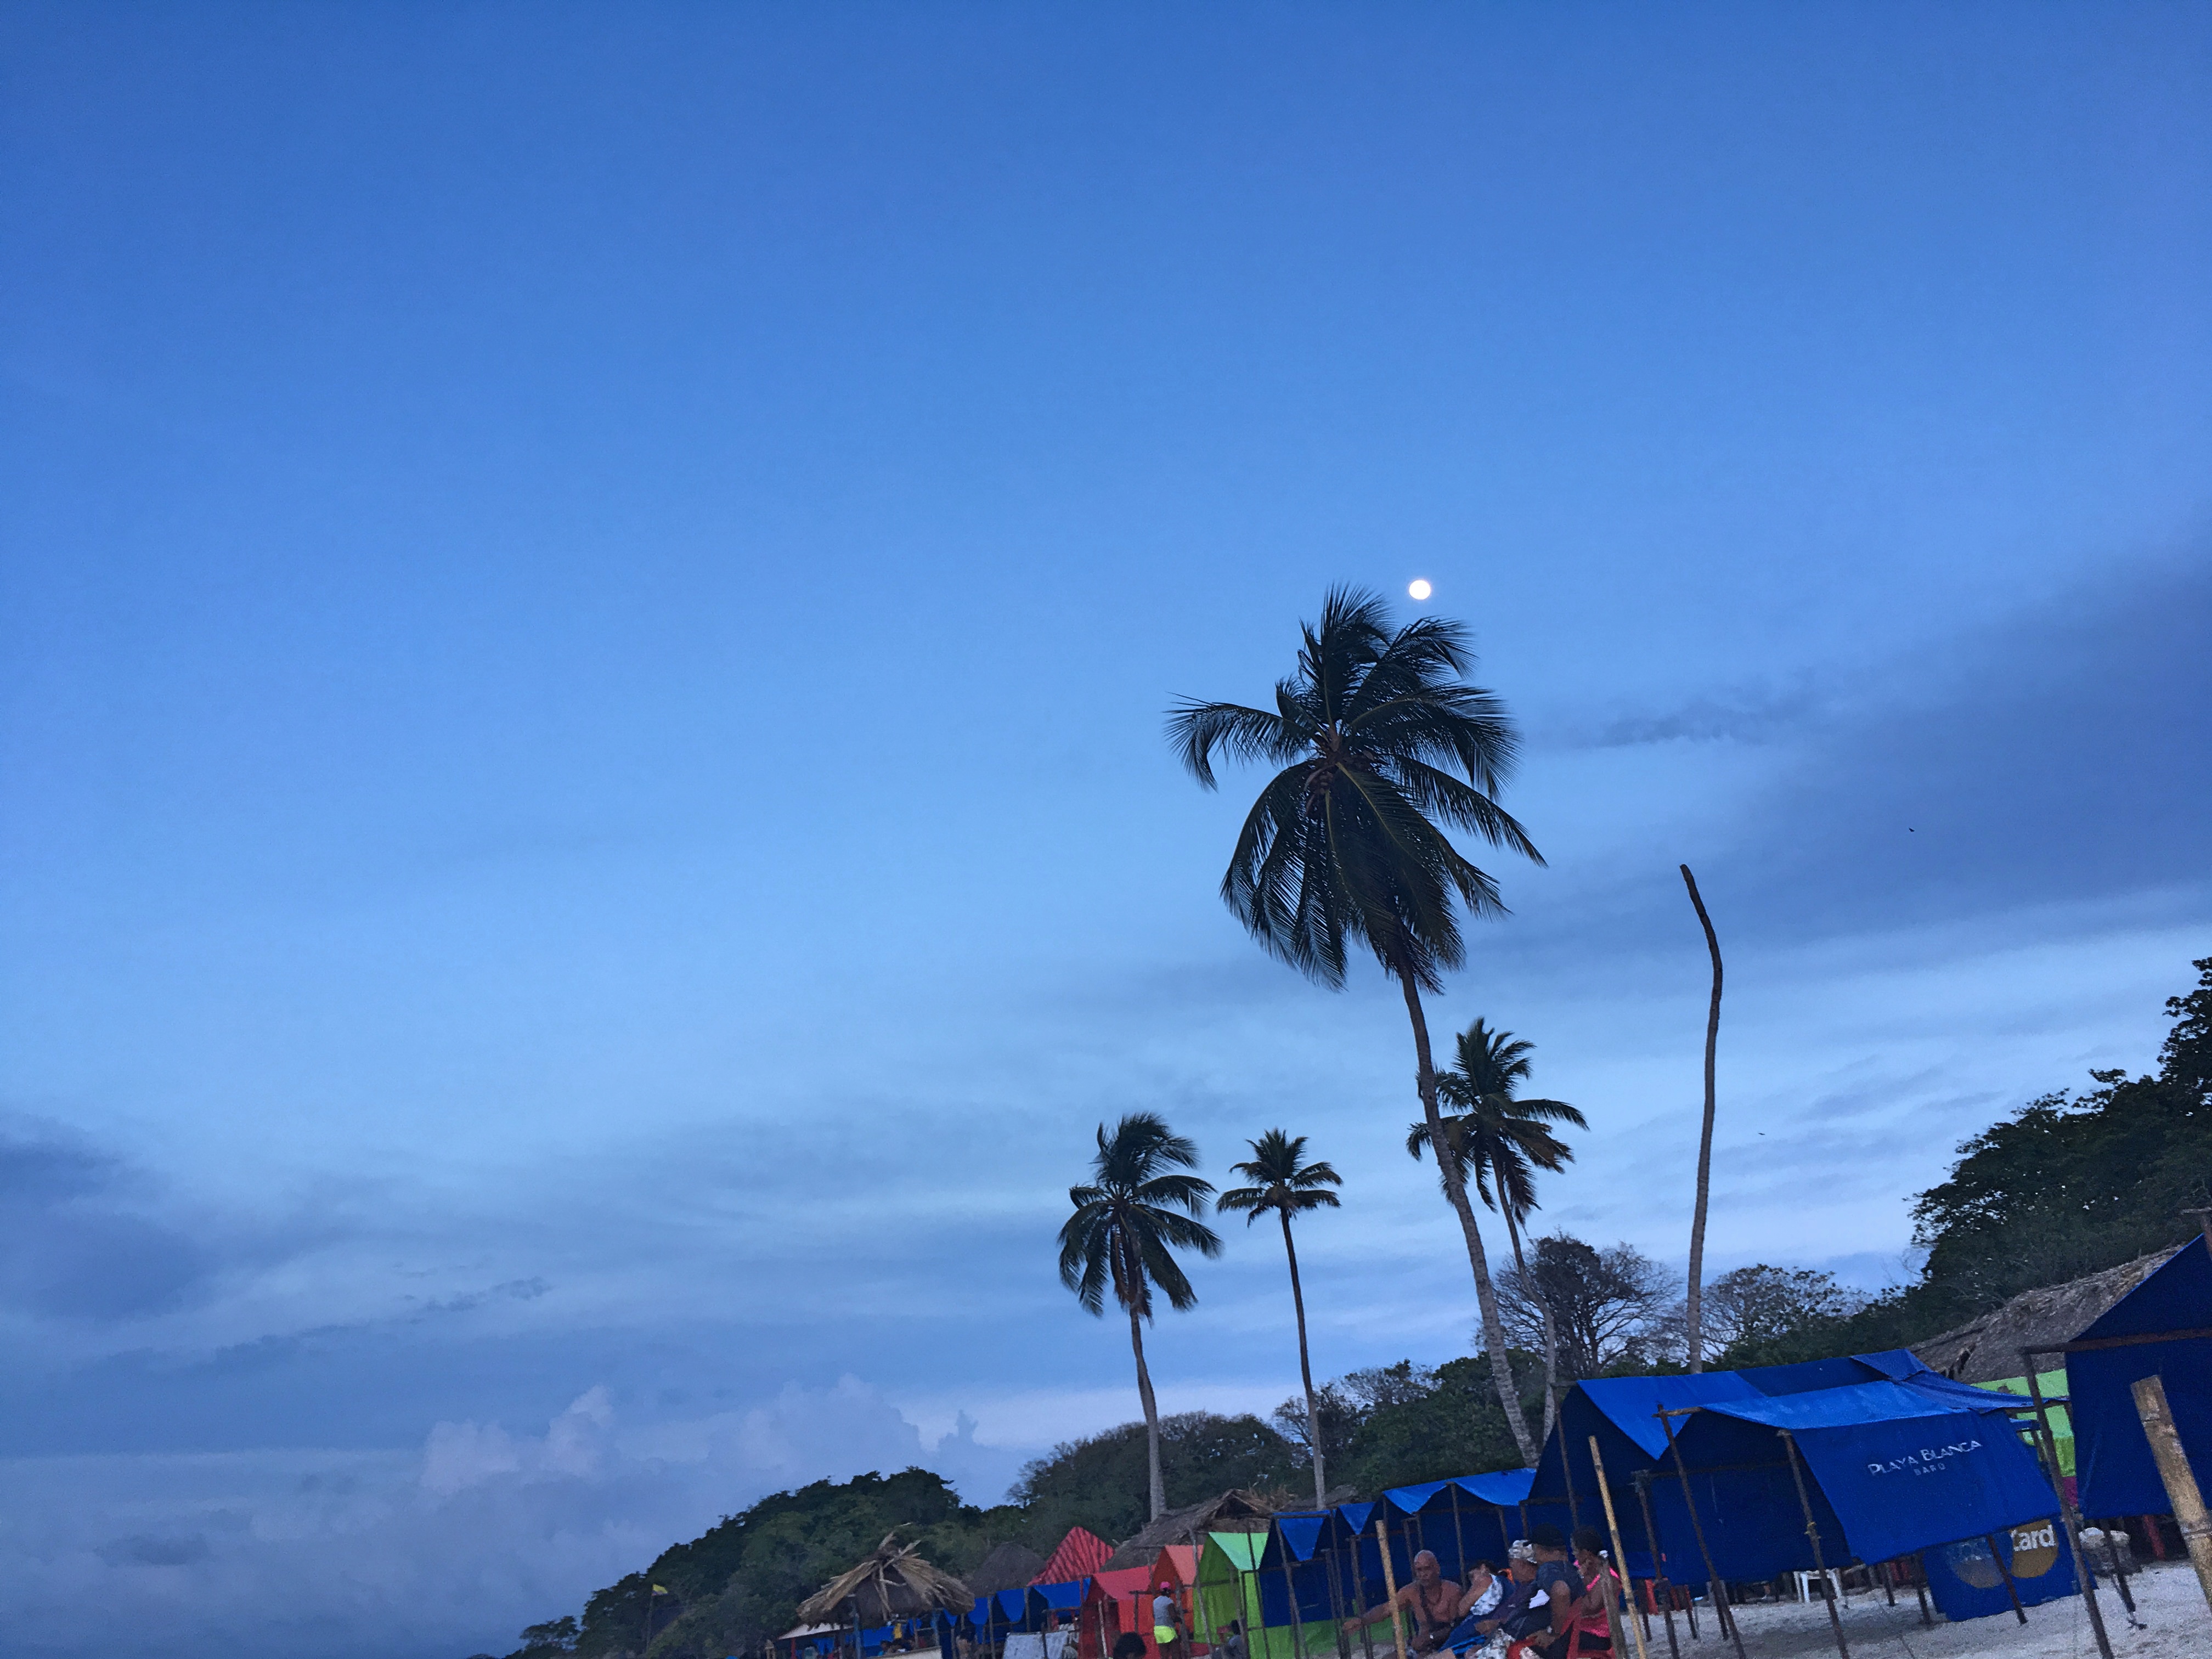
[1058,1112,1222,1520]
[1168,588,1547,1461]
[1217,1130,1342,1507]
[1407,1018,1585,1434]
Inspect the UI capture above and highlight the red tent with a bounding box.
[1034,1526,1115,1586]
[1079,1567,1157,1659]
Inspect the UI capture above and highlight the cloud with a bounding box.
[0,1377,1020,1659]
[0,1119,216,1321]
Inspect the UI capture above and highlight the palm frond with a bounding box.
[1167,701,1302,790]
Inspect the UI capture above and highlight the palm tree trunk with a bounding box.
[1504,1207,1561,1440]
[1680,865,1723,1374]
[1129,1303,1166,1519]
[1400,972,1539,1464]
[1279,1211,1328,1509]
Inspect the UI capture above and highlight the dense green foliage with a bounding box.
[546,1469,1008,1659]
[1272,1352,1545,1495]
[1719,956,2212,1368]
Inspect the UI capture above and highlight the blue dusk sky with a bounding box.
[3,5,2209,1657]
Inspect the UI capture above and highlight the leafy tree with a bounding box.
[1407,1018,1584,1429]
[1169,589,1546,1460]
[568,1468,989,1659]
[1702,1266,1864,1362]
[1495,1234,1677,1381]
[1218,1130,1343,1506]
[503,1617,579,1659]
[1058,1113,1222,1520]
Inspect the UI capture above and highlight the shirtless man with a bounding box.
[1342,1550,1463,1652]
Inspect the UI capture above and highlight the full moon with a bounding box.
[1407,578,1433,601]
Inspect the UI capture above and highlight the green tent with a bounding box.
[1193,1532,1338,1659]
[1981,1369,2074,1473]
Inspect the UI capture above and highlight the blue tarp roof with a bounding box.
[1530,1349,2025,1502]
[2071,1239,2212,1517]
[1033,1581,1089,1612]
[1669,1379,2057,1569]
[1382,1469,1537,1514]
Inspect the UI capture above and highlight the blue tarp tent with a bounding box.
[1380,1472,1547,1573]
[2068,1238,2212,1519]
[1250,1510,1358,1655]
[1666,1380,2062,1575]
[1531,1355,2040,1584]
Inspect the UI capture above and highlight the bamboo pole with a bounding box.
[1656,1410,1744,1659]
[1589,1438,1651,1659]
[2022,1358,2113,1658]
[1278,1527,1310,1659]
[1372,1519,1408,1659]
[1776,1432,1848,1659]
[1631,1474,1681,1659]
[2132,1373,2212,1613]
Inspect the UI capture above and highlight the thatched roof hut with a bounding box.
[1912,1250,2171,1383]
[1098,1490,1276,1572]
[798,1533,974,1626]
[963,1541,1047,1597]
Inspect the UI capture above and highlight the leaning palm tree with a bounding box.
[1408,1018,1585,1434]
[1058,1112,1222,1519]
[1169,588,1547,1461]
[1217,1130,1342,1507]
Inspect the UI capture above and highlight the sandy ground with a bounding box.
[1622,1560,2207,1659]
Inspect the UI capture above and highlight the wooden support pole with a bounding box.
[1982,1534,2027,1626]
[1632,1474,1681,1659]
[1657,1410,1743,1659]
[1777,1431,1849,1659]
[1590,1438,1651,1659]
[1279,1541,1310,1659]
[1372,1519,1408,1659]
[2132,1373,2212,1613]
[2022,1357,2114,1659]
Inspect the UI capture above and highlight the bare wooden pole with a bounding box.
[1279,1541,1310,1659]
[1632,1474,1681,1659]
[1657,1410,1744,1659]
[1679,864,1723,1374]
[2132,1373,2212,1612]
[1590,1438,1652,1659]
[2022,1359,2114,1658]
[1776,1432,1848,1659]
[1372,1519,1408,1659]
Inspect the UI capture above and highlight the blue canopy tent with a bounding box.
[1660,1379,2084,1652]
[1527,1351,2032,1571]
[1665,1381,2063,1575]
[1380,1471,1549,1577]
[2061,1237,2212,1520]
[1250,1509,1367,1659]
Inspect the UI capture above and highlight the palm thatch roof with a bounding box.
[1099,1490,1276,1571]
[1913,1250,2173,1383]
[798,1534,974,1625]
[963,1541,1047,1597]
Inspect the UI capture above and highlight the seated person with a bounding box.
[1343,1549,1465,1652]
[1563,1527,1622,1655]
[1510,1525,1586,1658]
[1448,1553,1542,1652]
[1459,1562,1503,1623]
